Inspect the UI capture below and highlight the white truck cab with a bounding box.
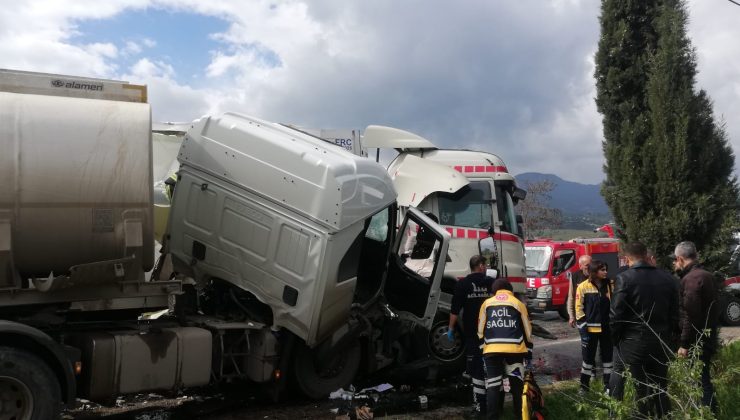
[363,126,527,294]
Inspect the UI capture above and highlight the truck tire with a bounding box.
[425,318,465,363]
[720,295,740,326]
[0,346,61,420]
[413,314,465,373]
[292,340,361,399]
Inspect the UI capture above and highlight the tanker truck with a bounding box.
[0,69,452,419]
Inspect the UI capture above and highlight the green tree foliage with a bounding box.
[596,0,738,267]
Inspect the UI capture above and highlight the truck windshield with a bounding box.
[437,181,492,228]
[525,246,552,277]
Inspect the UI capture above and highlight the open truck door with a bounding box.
[383,207,450,330]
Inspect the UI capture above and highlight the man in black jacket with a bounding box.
[673,241,720,413]
[609,242,679,417]
[448,255,496,416]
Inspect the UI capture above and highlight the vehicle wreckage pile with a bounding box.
[0,69,533,419]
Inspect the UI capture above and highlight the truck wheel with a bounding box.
[0,346,61,420]
[721,295,740,326]
[292,340,361,399]
[557,306,569,321]
[426,319,465,363]
[412,315,465,374]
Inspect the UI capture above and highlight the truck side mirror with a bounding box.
[512,187,527,204]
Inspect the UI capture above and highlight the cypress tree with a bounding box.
[595,0,738,263]
[596,0,660,233]
[595,0,738,266]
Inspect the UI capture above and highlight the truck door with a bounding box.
[551,248,576,306]
[383,207,450,329]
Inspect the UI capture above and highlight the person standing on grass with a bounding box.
[567,254,592,328]
[448,255,495,416]
[610,242,679,417]
[673,241,720,414]
[575,260,613,393]
[478,279,533,420]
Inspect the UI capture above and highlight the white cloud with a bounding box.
[687,0,740,166]
[87,42,118,58]
[123,40,142,55]
[0,1,146,76]
[0,0,738,185]
[130,58,174,79]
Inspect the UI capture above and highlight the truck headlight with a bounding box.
[536,285,552,299]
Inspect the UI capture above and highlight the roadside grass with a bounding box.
[490,380,582,419]
[526,339,740,420]
[713,339,740,419]
[541,381,583,419]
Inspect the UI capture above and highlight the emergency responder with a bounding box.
[448,255,496,415]
[478,278,533,420]
[575,260,613,393]
[567,255,592,328]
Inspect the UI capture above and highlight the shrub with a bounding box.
[544,339,740,419]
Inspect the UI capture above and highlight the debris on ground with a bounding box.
[359,383,393,393]
[355,405,373,420]
[418,395,428,410]
[329,387,355,401]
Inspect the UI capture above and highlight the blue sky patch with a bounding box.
[71,8,229,85]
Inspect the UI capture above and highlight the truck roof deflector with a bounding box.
[391,155,469,207]
[362,125,438,151]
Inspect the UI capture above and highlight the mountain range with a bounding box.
[515,172,610,215]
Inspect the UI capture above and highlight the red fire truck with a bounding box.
[524,238,621,319]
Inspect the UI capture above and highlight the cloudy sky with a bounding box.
[1,0,738,184]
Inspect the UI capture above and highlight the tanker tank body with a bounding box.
[0,70,194,419]
[0,69,174,308]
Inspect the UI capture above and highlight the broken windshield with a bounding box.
[437,181,492,228]
[525,246,552,277]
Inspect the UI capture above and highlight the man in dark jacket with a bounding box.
[448,255,496,415]
[609,242,679,417]
[673,241,720,413]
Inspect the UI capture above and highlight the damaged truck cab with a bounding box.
[0,70,450,418]
[362,126,527,293]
